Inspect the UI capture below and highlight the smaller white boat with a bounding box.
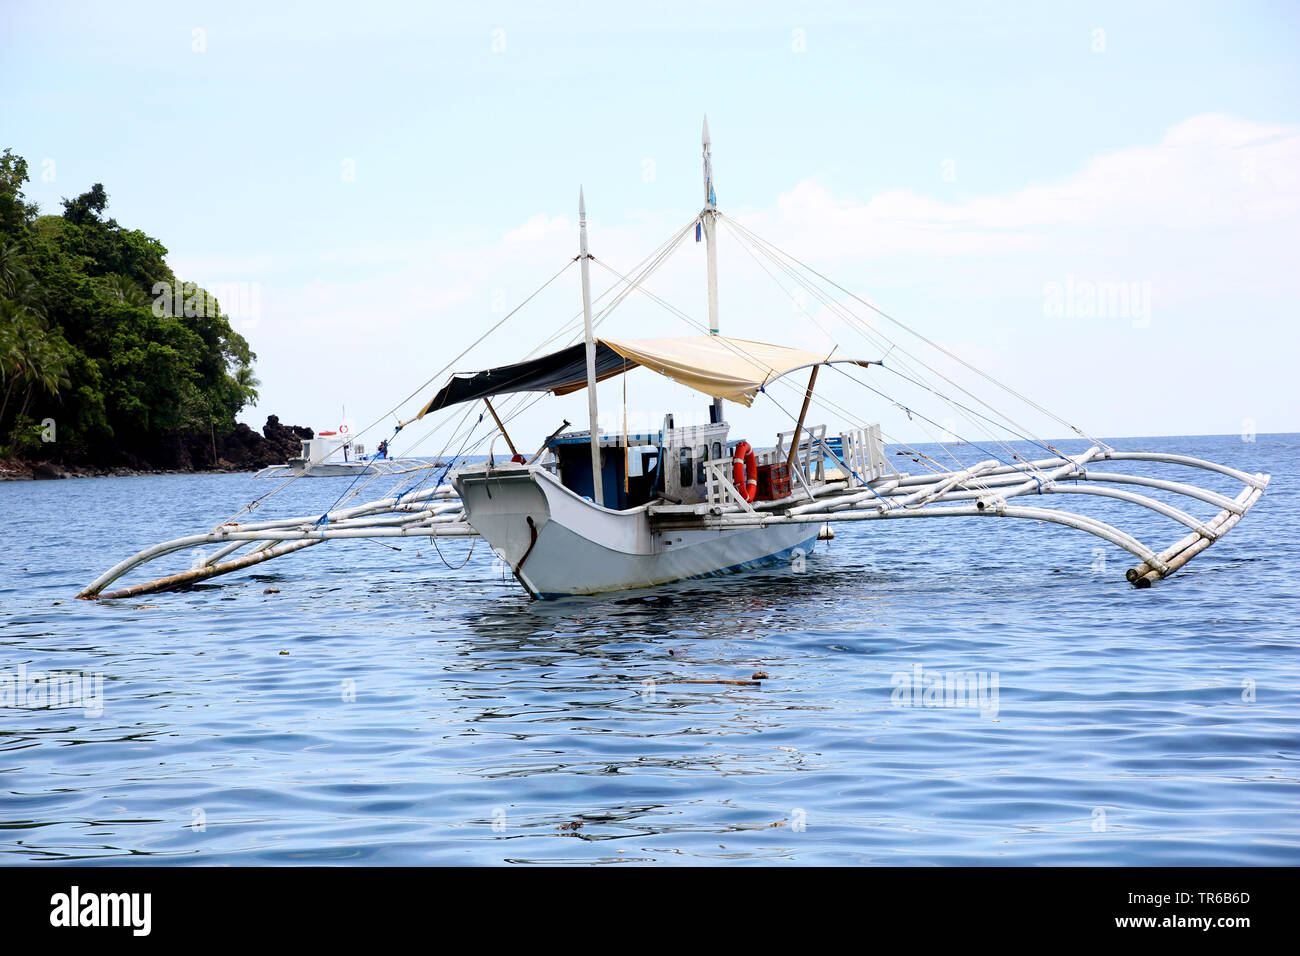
[254,429,431,478]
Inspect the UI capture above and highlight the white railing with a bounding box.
[774,424,827,486]
[838,424,891,486]
[704,458,756,513]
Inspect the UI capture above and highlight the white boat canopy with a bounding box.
[416,334,878,416]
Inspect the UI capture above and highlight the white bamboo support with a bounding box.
[1128,477,1268,586]
[693,501,1166,569]
[895,458,1001,508]
[1101,451,1266,489]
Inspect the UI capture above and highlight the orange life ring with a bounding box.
[339,423,350,435]
[732,441,758,503]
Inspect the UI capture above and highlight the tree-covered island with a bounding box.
[0,148,309,478]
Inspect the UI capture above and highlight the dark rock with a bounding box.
[8,414,313,477]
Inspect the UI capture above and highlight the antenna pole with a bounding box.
[578,188,605,506]
[702,116,723,423]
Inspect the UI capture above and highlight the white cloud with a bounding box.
[504,212,573,243]
[747,113,1300,259]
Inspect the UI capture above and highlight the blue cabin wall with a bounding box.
[556,447,626,509]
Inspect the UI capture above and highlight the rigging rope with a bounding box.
[720,215,1045,475]
[720,213,1106,449]
[588,255,993,487]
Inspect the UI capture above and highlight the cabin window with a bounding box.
[696,444,709,483]
[679,447,693,487]
[713,441,722,461]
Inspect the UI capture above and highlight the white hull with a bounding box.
[454,463,817,598]
[253,458,439,479]
[291,461,368,477]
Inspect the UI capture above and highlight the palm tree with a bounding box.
[234,363,260,404]
[104,273,148,307]
[0,244,46,320]
[0,298,69,454]
[0,298,37,422]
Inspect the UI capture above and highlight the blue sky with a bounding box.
[3,1,1298,454]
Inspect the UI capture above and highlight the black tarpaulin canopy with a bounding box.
[416,342,630,417]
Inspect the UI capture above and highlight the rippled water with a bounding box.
[1,433,1297,864]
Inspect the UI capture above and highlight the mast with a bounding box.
[702,116,723,423]
[578,187,605,506]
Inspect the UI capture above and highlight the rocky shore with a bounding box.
[0,415,313,481]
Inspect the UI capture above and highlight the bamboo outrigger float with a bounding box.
[77,120,1270,601]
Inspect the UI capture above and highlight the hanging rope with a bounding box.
[431,531,477,569]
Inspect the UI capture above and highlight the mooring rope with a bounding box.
[430,531,477,569]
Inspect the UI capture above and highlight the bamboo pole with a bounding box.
[527,419,571,465]
[578,188,604,507]
[622,367,630,496]
[1125,477,1264,582]
[91,539,322,600]
[659,679,762,686]
[702,115,723,425]
[483,398,517,456]
[785,365,820,474]
[1131,480,1267,586]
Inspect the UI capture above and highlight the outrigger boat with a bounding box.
[253,428,431,478]
[78,120,1270,601]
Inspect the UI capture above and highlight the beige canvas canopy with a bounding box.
[417,334,877,417]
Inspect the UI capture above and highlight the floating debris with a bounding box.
[660,678,761,687]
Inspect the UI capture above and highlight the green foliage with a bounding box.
[0,151,260,462]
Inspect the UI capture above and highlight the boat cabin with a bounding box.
[296,435,365,466]
[544,417,731,509]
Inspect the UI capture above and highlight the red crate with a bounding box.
[755,462,791,501]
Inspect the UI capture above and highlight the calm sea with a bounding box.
[1,433,1296,864]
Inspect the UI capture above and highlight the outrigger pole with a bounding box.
[702,116,723,424]
[578,187,605,506]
